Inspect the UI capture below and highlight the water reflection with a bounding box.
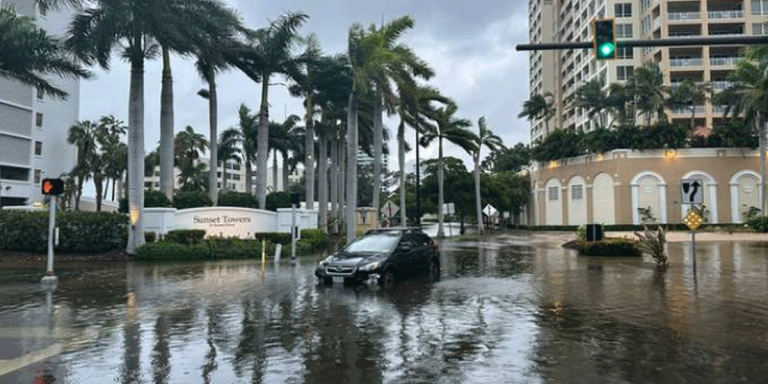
[1,238,768,383]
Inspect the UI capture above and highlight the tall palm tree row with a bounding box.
[220,105,259,195]
[472,117,504,235]
[420,102,478,238]
[518,92,555,136]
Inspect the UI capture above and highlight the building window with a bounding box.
[144,182,152,188]
[232,174,240,181]
[615,24,633,38]
[217,172,222,178]
[617,46,634,59]
[34,141,42,156]
[233,164,241,171]
[217,182,222,189]
[228,183,236,190]
[35,113,43,128]
[753,1,768,15]
[617,66,634,80]
[548,187,559,201]
[36,88,44,101]
[614,3,632,17]
[34,169,42,184]
[754,23,768,35]
[571,185,584,200]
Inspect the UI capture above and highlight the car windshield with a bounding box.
[344,232,400,254]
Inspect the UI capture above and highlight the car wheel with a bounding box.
[428,259,440,281]
[322,277,333,285]
[379,268,395,288]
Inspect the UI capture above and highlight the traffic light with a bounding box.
[593,19,616,60]
[41,178,64,195]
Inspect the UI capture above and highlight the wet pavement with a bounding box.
[1,233,768,383]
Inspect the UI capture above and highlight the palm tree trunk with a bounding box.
[346,93,358,244]
[256,79,270,209]
[759,115,766,214]
[159,46,174,201]
[282,153,289,191]
[437,138,445,238]
[95,177,103,212]
[245,161,252,195]
[397,120,407,226]
[372,88,383,229]
[318,133,328,233]
[474,155,483,235]
[340,137,346,227]
[75,176,83,211]
[117,171,124,200]
[111,177,116,201]
[221,161,227,193]
[305,94,315,210]
[127,58,146,254]
[207,69,218,204]
[103,178,109,200]
[273,149,279,192]
[330,138,338,234]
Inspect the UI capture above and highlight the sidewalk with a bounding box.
[605,231,768,243]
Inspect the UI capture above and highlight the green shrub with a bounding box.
[265,191,291,211]
[0,211,127,253]
[205,237,263,259]
[576,238,641,257]
[163,229,206,245]
[635,225,667,265]
[298,229,330,252]
[135,242,209,261]
[217,192,258,208]
[145,232,156,243]
[173,191,213,210]
[119,189,172,213]
[746,216,768,232]
[254,232,291,245]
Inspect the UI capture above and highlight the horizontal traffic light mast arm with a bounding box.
[516,35,768,51]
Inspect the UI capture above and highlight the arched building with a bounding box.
[527,148,765,226]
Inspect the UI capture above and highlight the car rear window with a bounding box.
[345,233,400,253]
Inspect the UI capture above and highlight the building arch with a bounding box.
[631,171,667,225]
[680,170,718,224]
[567,175,587,225]
[729,170,762,223]
[592,172,615,225]
[545,178,563,225]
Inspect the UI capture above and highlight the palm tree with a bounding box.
[571,80,608,128]
[397,84,448,226]
[268,115,302,192]
[473,117,504,235]
[420,102,478,237]
[0,5,89,98]
[96,115,127,201]
[67,120,98,210]
[518,92,555,135]
[667,79,710,131]
[629,62,667,125]
[174,126,208,168]
[217,131,241,194]
[231,11,308,209]
[716,48,768,213]
[220,104,258,194]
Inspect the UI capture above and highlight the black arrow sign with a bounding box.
[689,180,700,202]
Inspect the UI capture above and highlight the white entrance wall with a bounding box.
[276,208,318,234]
[175,207,278,238]
[591,173,615,225]
[545,178,563,225]
[567,176,587,225]
[730,170,762,223]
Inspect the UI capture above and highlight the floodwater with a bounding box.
[1,233,768,383]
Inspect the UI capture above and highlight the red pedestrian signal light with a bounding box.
[42,178,64,196]
[593,19,616,60]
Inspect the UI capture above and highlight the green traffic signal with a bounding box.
[593,19,616,60]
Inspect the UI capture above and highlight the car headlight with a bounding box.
[318,255,333,267]
[359,260,382,272]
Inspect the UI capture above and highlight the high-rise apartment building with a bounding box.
[0,0,79,207]
[527,0,766,142]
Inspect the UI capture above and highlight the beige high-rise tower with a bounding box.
[527,0,766,142]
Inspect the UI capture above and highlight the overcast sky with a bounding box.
[79,0,531,175]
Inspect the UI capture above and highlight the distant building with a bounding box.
[0,0,79,207]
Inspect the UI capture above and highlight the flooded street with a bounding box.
[2,233,768,383]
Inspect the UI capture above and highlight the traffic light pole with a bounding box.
[41,195,57,286]
[516,35,768,51]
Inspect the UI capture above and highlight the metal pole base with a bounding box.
[41,274,58,286]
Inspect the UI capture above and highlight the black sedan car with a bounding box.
[315,228,440,286]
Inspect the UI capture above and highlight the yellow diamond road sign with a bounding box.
[683,210,702,231]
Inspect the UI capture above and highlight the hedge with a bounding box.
[163,229,206,245]
[118,189,172,213]
[217,192,258,208]
[135,238,283,261]
[746,216,768,232]
[0,211,127,253]
[298,229,331,252]
[135,242,210,261]
[576,238,642,257]
[254,232,292,245]
[173,191,213,210]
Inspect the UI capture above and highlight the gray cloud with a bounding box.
[78,0,531,175]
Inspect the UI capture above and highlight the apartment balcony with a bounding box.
[669,58,703,67]
[711,81,733,91]
[710,57,743,67]
[711,105,727,116]
[671,105,706,115]
[668,12,700,22]
[652,16,661,30]
[707,10,743,20]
